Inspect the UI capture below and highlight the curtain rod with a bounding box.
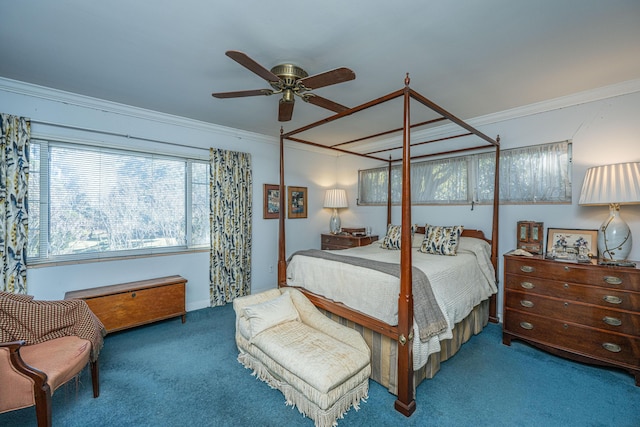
[29,119,209,152]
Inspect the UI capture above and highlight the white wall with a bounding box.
[3,78,639,320]
[337,85,640,320]
[0,78,337,310]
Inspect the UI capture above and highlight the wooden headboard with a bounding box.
[414,226,491,245]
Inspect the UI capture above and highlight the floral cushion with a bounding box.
[418,225,464,255]
[380,224,417,250]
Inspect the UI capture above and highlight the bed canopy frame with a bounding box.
[277,74,500,416]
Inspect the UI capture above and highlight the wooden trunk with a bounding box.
[65,275,187,333]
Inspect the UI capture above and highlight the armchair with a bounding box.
[0,291,105,426]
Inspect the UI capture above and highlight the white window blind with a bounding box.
[27,141,210,263]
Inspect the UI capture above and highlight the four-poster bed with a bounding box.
[277,75,500,416]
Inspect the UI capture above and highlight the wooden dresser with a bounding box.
[321,233,378,250]
[503,254,640,385]
[65,275,187,333]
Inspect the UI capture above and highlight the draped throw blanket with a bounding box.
[0,114,29,294]
[0,292,106,362]
[209,148,252,306]
[289,249,448,341]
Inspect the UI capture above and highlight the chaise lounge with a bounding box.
[233,288,371,427]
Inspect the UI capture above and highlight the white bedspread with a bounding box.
[286,236,497,369]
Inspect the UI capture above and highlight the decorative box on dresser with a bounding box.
[321,233,378,250]
[503,254,640,386]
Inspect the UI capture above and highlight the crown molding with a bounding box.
[0,77,278,146]
[307,77,640,158]
[368,78,640,152]
[3,76,638,155]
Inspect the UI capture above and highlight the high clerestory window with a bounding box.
[27,140,210,264]
[358,140,571,205]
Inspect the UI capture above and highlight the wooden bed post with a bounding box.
[489,136,501,322]
[395,74,416,416]
[387,156,392,226]
[277,129,287,287]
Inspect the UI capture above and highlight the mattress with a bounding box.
[286,236,497,369]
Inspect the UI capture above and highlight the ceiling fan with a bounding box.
[212,50,356,122]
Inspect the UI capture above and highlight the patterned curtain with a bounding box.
[0,114,30,294]
[209,148,252,306]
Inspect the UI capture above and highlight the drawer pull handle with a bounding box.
[602,342,621,353]
[563,283,569,289]
[520,281,534,289]
[520,266,535,273]
[519,321,534,330]
[602,316,622,326]
[603,295,622,305]
[520,300,534,308]
[603,276,623,285]
[131,292,136,298]
[564,266,570,272]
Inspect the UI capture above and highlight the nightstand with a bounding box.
[321,233,378,250]
[502,254,640,386]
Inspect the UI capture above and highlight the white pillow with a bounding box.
[243,291,300,338]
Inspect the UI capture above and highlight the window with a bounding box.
[27,140,210,263]
[358,141,571,205]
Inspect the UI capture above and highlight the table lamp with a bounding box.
[579,161,640,263]
[324,189,348,234]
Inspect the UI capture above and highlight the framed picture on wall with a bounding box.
[287,186,307,219]
[263,184,281,219]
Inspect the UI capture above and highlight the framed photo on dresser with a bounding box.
[546,228,598,258]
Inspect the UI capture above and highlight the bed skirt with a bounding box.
[319,298,490,395]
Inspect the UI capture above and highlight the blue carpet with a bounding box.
[2,304,638,426]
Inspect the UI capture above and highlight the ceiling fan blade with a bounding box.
[225,50,280,83]
[297,67,355,90]
[278,99,294,122]
[304,94,349,113]
[212,89,272,98]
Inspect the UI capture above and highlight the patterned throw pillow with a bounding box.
[380,224,417,250]
[380,224,402,249]
[418,225,464,255]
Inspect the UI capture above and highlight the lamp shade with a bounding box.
[324,189,348,209]
[579,162,640,206]
[579,161,640,262]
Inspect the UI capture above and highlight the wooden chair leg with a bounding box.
[34,383,52,427]
[90,359,100,398]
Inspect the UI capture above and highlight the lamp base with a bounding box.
[598,204,632,262]
[329,208,341,234]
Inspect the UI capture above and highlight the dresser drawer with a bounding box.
[322,235,356,248]
[505,290,640,336]
[505,257,640,291]
[505,273,640,311]
[505,309,640,368]
[320,234,378,250]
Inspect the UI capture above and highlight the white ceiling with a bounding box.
[2,0,640,150]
